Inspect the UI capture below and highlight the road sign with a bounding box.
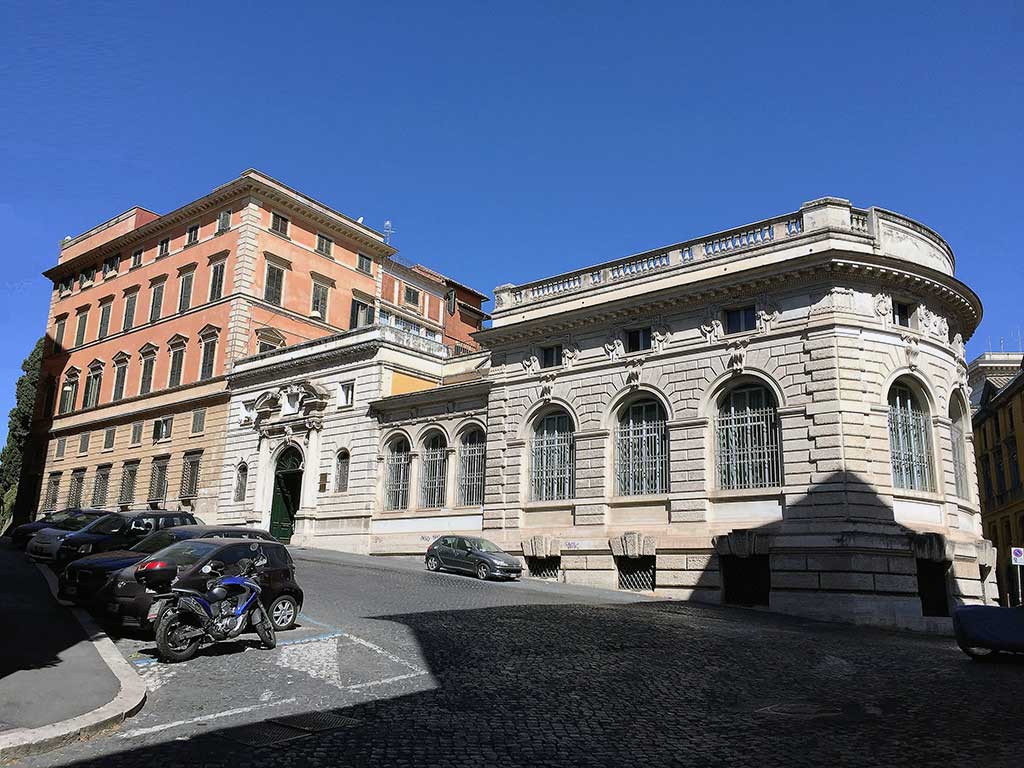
[1012,547,1024,567]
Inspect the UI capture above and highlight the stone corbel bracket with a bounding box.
[610,531,657,559]
[521,535,561,559]
[712,529,770,559]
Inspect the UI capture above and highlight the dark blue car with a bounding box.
[9,508,107,550]
[53,510,198,570]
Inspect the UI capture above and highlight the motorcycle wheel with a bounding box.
[254,609,277,650]
[155,609,202,663]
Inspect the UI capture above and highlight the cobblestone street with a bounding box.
[15,550,1024,768]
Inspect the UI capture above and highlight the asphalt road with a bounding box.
[14,549,1024,768]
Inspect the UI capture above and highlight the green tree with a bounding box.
[0,338,44,503]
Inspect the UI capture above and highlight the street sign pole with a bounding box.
[1011,547,1024,607]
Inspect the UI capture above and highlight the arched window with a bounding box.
[384,437,411,510]
[420,432,448,509]
[888,382,935,491]
[335,450,350,493]
[531,409,574,501]
[715,384,782,490]
[949,396,969,499]
[616,399,668,495]
[233,463,248,502]
[458,429,487,506]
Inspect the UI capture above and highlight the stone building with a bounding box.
[215,195,995,631]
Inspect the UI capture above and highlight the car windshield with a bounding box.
[132,529,192,554]
[466,538,502,553]
[144,540,221,568]
[44,510,75,524]
[54,512,107,532]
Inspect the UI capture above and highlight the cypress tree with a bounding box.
[0,338,44,508]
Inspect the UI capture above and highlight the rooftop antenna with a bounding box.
[383,220,395,245]
[1000,336,1006,352]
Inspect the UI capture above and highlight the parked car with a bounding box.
[26,510,119,563]
[954,605,1024,659]
[112,537,303,631]
[425,536,523,580]
[49,510,198,570]
[58,525,276,606]
[10,508,106,550]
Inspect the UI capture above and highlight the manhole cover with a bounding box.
[220,721,308,747]
[756,702,844,718]
[272,712,363,732]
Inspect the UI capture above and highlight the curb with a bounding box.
[0,565,147,762]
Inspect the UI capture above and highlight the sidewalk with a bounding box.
[0,543,145,759]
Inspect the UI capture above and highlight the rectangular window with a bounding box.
[119,462,139,505]
[139,356,155,395]
[316,234,333,256]
[338,381,354,408]
[168,347,185,388]
[149,283,164,323]
[44,473,62,511]
[148,457,169,502]
[271,212,289,236]
[122,292,137,331]
[83,369,102,409]
[131,249,143,269]
[54,318,66,352]
[112,363,127,401]
[74,311,89,347]
[191,409,206,434]
[153,416,173,442]
[103,426,116,450]
[79,268,95,289]
[540,345,563,369]
[91,465,111,507]
[209,261,225,301]
[350,299,374,328]
[311,282,329,320]
[357,254,373,274]
[59,379,78,414]
[178,272,194,313]
[130,421,144,445]
[58,277,73,295]
[55,437,66,459]
[158,238,170,258]
[725,306,757,335]
[404,286,420,306]
[102,255,120,276]
[180,452,202,498]
[68,469,85,507]
[264,264,284,305]
[97,302,112,340]
[625,327,652,353]
[217,210,231,233]
[893,302,912,328]
[200,338,217,380]
[186,224,200,245]
[79,432,90,454]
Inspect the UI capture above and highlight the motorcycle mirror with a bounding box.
[201,564,212,574]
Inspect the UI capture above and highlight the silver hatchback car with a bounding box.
[27,510,110,562]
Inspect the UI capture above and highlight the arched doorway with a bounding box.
[271,446,303,543]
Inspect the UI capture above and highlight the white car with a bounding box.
[26,511,109,562]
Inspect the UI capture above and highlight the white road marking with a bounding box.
[341,633,425,673]
[345,671,428,691]
[116,697,298,739]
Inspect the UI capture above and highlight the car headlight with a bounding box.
[77,544,93,554]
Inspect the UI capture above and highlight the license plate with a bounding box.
[146,602,162,620]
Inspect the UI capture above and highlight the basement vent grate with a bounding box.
[271,712,364,732]
[220,721,308,747]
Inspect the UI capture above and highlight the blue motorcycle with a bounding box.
[152,553,276,663]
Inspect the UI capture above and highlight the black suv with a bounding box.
[54,510,198,569]
[118,538,304,632]
[11,508,106,550]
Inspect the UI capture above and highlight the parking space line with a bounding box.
[341,633,425,673]
[116,697,298,739]
[345,671,428,691]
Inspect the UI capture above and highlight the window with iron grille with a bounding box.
[458,430,487,506]
[271,212,289,236]
[264,264,284,305]
[616,399,668,495]
[91,465,111,507]
[178,271,194,312]
[617,555,656,591]
[420,433,448,509]
[149,282,164,323]
[55,437,66,458]
[949,397,970,499]
[715,385,782,490]
[180,452,202,499]
[130,421,143,445]
[148,457,169,502]
[217,210,231,234]
[78,432,90,454]
[530,411,575,501]
[68,469,85,507]
[209,260,225,301]
[43,473,62,511]
[118,463,134,504]
[103,426,116,450]
[233,463,248,502]
[123,291,137,331]
[888,384,935,492]
[191,409,206,434]
[316,233,333,256]
[384,439,411,511]
[335,450,350,492]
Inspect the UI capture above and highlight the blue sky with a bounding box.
[0,1,1021,446]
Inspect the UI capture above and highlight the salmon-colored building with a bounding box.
[26,170,486,518]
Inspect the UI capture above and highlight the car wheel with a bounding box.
[426,554,441,572]
[268,595,298,631]
[476,562,490,580]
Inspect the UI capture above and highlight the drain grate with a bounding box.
[220,721,309,747]
[271,712,363,732]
